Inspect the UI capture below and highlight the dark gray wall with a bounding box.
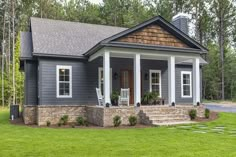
[32,57,199,105]
[24,60,38,105]
[175,64,193,104]
[141,60,169,103]
[38,58,88,105]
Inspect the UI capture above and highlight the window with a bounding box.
[56,65,72,98]
[181,71,192,98]
[149,70,161,97]
[98,67,112,95]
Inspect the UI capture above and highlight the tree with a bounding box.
[211,0,236,100]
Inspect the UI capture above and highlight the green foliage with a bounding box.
[141,92,160,105]
[189,109,197,120]
[60,115,69,125]
[128,115,137,126]
[76,116,85,126]
[205,109,210,119]
[113,115,121,127]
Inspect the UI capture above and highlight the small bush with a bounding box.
[76,116,85,126]
[46,121,51,127]
[57,121,62,127]
[71,124,75,128]
[205,108,210,119]
[113,115,121,127]
[189,109,197,120]
[60,115,69,125]
[129,115,137,126]
[84,120,89,127]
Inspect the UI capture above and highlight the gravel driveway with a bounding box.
[204,103,236,113]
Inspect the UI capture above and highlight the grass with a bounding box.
[1,108,236,157]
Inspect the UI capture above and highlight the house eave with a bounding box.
[33,53,88,60]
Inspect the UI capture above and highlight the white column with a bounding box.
[134,54,141,106]
[168,56,175,105]
[193,58,200,105]
[103,51,111,105]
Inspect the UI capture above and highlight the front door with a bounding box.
[120,70,134,104]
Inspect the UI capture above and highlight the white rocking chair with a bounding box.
[96,88,104,106]
[118,88,130,106]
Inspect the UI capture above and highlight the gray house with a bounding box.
[21,14,207,126]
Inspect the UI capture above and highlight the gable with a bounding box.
[116,24,189,48]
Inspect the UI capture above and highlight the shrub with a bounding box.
[129,115,137,126]
[84,120,89,127]
[205,108,210,119]
[113,115,121,127]
[60,115,69,125]
[57,121,62,127]
[76,116,85,126]
[189,109,197,120]
[46,121,51,127]
[71,124,75,128]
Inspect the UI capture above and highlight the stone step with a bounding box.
[148,115,189,120]
[152,121,196,126]
[150,118,192,124]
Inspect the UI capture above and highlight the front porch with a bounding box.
[89,47,205,106]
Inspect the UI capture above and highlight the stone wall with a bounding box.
[23,104,205,126]
[23,105,37,125]
[37,105,86,126]
[86,106,104,126]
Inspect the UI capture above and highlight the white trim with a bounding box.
[149,70,162,97]
[134,54,141,105]
[168,56,176,104]
[181,71,192,98]
[98,67,112,94]
[56,65,72,98]
[103,51,111,104]
[193,58,200,105]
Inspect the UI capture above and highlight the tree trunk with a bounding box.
[12,0,16,105]
[219,12,225,100]
[2,1,6,107]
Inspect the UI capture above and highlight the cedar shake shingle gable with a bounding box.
[117,24,189,48]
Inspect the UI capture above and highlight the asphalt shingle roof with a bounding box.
[20,32,33,59]
[30,17,127,57]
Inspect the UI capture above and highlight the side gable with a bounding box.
[116,24,189,48]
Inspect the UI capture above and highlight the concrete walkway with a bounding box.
[204,103,236,113]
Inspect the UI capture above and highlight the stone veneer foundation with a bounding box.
[23,105,205,126]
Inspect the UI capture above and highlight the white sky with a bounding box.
[89,0,103,4]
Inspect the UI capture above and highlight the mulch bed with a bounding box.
[10,111,219,129]
[10,117,151,129]
[194,111,219,122]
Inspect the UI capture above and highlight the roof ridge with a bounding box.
[30,17,128,29]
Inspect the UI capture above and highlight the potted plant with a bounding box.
[151,92,159,105]
[111,91,119,106]
[141,92,151,105]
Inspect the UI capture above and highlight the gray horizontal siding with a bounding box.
[25,60,38,105]
[141,60,168,104]
[175,64,193,104]
[39,58,88,105]
[36,57,199,106]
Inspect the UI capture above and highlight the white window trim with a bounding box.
[56,65,72,98]
[181,71,192,98]
[149,70,162,97]
[98,67,112,93]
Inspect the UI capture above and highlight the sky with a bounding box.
[89,0,103,4]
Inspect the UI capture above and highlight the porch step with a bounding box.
[140,107,192,125]
[152,121,196,126]
[148,115,190,121]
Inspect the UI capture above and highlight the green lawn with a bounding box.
[0,109,236,157]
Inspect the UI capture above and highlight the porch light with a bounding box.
[113,72,118,80]
[145,73,149,80]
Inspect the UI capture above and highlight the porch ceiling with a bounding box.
[89,47,207,65]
